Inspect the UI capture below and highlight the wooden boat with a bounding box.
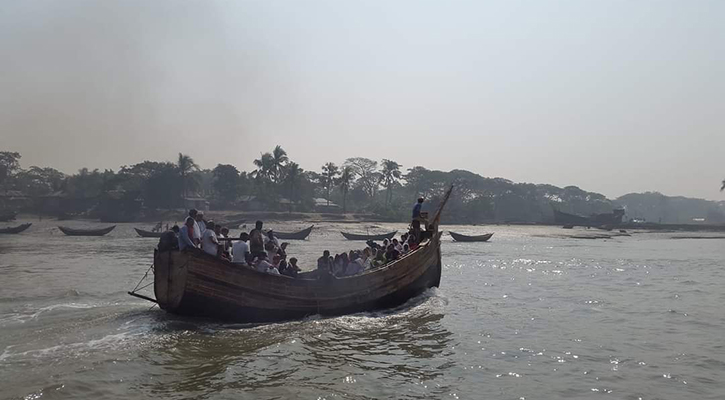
[340,231,397,241]
[131,187,454,323]
[0,211,17,222]
[562,225,574,229]
[216,218,246,228]
[269,225,314,240]
[448,231,494,242]
[134,228,165,238]
[0,223,32,234]
[58,225,116,236]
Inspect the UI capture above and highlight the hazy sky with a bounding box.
[1,0,723,200]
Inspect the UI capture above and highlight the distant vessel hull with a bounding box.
[553,209,624,227]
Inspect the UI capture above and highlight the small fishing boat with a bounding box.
[134,228,165,238]
[0,223,32,234]
[270,225,314,240]
[562,225,574,229]
[340,231,398,241]
[0,211,17,222]
[129,187,454,323]
[58,225,116,236]
[448,231,494,242]
[216,218,246,228]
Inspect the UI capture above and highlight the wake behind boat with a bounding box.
[58,225,116,236]
[130,188,453,323]
[0,223,32,234]
[448,231,494,242]
[340,231,397,241]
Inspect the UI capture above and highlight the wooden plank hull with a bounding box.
[0,223,32,234]
[340,231,397,241]
[134,228,164,238]
[154,233,442,323]
[58,225,116,236]
[449,231,493,242]
[270,225,314,240]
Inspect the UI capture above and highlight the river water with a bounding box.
[1,220,723,399]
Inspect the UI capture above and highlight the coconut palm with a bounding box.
[252,153,274,181]
[337,166,354,213]
[177,153,199,199]
[379,159,402,207]
[271,145,289,183]
[284,162,303,212]
[321,162,339,205]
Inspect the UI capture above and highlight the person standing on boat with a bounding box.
[196,212,207,235]
[201,221,219,256]
[249,220,266,259]
[178,217,196,251]
[188,209,202,246]
[411,197,425,241]
[232,232,250,264]
[265,230,280,249]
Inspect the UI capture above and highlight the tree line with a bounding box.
[6,147,713,224]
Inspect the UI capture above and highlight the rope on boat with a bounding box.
[130,263,154,294]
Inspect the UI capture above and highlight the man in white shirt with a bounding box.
[201,221,219,256]
[255,254,279,275]
[232,232,250,264]
[196,212,206,235]
[188,209,202,245]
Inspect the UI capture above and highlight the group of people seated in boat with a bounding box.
[159,197,433,279]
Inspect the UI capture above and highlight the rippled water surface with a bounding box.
[1,220,724,399]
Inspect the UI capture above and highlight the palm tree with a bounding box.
[379,159,402,207]
[252,152,274,181]
[337,166,354,213]
[284,162,303,213]
[271,145,288,183]
[321,162,339,205]
[177,153,199,199]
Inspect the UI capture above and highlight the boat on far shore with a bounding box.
[269,225,314,240]
[134,228,165,238]
[58,225,116,236]
[340,231,397,241]
[448,232,494,242]
[0,223,32,234]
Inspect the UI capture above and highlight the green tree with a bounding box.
[379,159,402,207]
[177,153,199,199]
[283,162,303,212]
[212,164,241,206]
[320,162,339,205]
[344,157,379,199]
[0,151,21,187]
[337,166,354,213]
[15,166,66,196]
[270,145,289,184]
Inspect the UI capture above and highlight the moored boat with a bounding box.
[134,228,165,238]
[340,231,397,241]
[0,211,17,222]
[448,231,494,242]
[131,187,453,323]
[0,223,32,234]
[58,225,116,236]
[270,225,314,240]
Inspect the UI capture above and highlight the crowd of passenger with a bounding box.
[158,197,433,280]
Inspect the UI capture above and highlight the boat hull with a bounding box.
[340,231,397,241]
[153,233,442,323]
[58,225,116,236]
[0,211,17,222]
[449,232,493,242]
[134,228,164,238]
[0,223,32,234]
[270,225,314,240]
